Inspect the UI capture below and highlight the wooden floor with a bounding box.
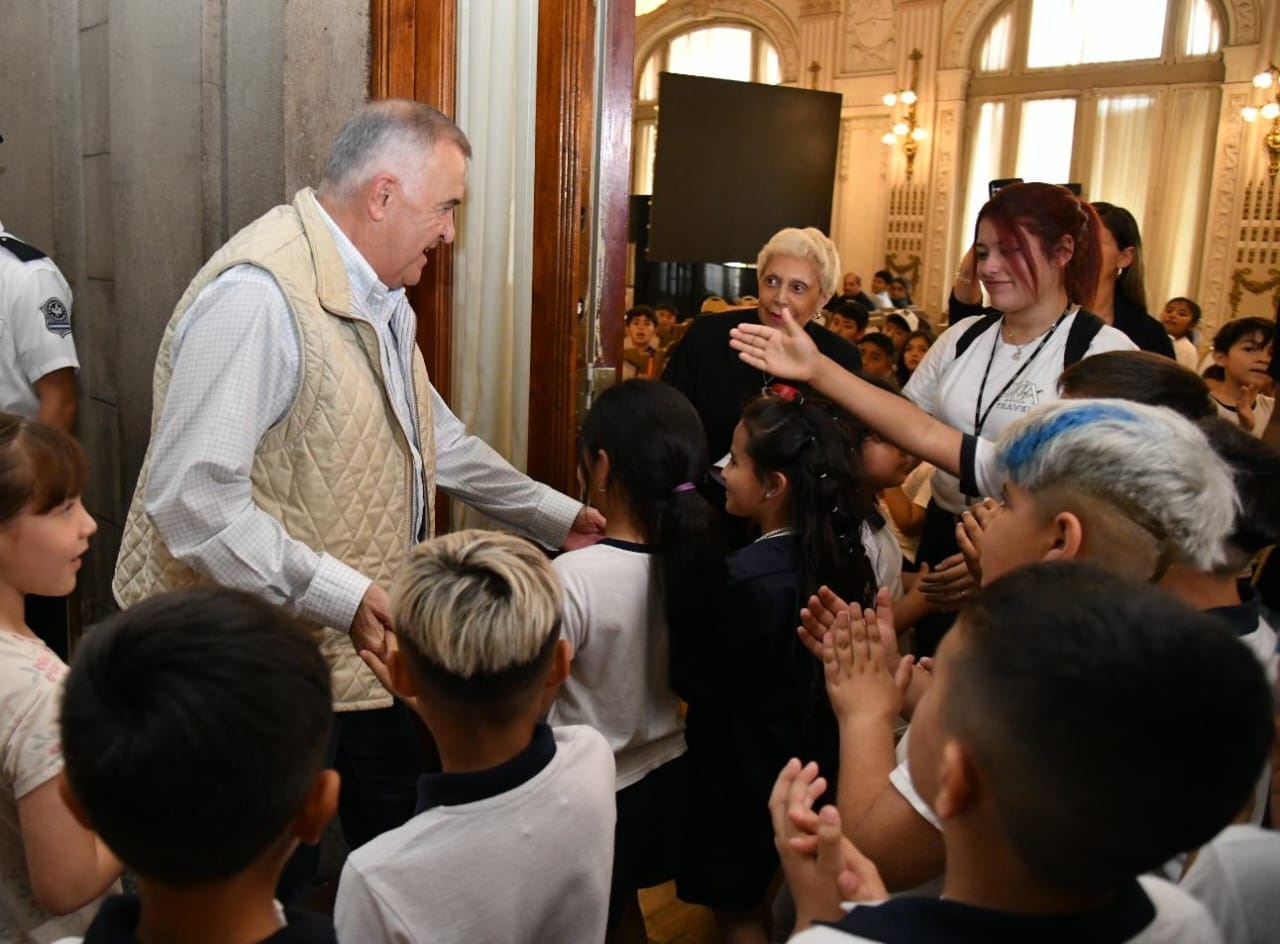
[638,882,720,944]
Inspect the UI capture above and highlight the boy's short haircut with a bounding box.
[625,305,656,325]
[1212,316,1275,354]
[873,269,892,283]
[1198,417,1280,571]
[859,333,896,360]
[392,529,563,725]
[654,302,679,319]
[60,588,333,885]
[948,561,1273,894]
[995,399,1236,573]
[1058,350,1215,421]
[835,301,870,330]
[883,313,911,333]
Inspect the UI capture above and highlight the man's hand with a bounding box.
[770,759,888,931]
[729,309,823,383]
[351,582,393,661]
[561,506,606,551]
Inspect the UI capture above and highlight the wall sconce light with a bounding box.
[881,49,927,183]
[1242,63,1280,186]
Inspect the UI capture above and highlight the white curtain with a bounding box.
[451,0,539,529]
[1088,94,1156,227]
[1144,87,1217,318]
[961,101,1006,244]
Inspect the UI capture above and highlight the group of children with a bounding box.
[1,305,1278,942]
[1156,296,1275,439]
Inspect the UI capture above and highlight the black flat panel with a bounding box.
[648,73,842,264]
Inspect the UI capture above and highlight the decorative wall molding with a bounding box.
[943,0,1263,68]
[1201,89,1248,331]
[842,0,897,74]
[838,114,892,180]
[942,0,996,69]
[635,0,801,84]
[922,104,959,313]
[800,0,841,14]
[1225,0,1262,45]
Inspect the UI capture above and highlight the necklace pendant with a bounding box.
[1011,348,1023,361]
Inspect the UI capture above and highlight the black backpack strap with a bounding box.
[1064,310,1106,367]
[953,313,1002,358]
[0,234,48,263]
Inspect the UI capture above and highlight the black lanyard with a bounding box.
[972,306,1071,437]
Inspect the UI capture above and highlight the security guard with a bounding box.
[0,218,80,660]
[0,220,78,431]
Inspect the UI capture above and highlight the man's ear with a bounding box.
[57,771,94,830]
[365,172,396,221]
[293,769,341,846]
[1046,511,1085,562]
[933,741,977,822]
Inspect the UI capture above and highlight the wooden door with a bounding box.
[370,0,634,499]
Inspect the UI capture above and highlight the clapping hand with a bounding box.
[770,759,889,930]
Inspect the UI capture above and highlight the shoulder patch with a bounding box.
[0,235,48,263]
[41,297,72,337]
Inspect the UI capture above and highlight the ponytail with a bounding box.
[579,381,725,698]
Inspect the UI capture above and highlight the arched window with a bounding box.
[632,25,781,194]
[960,0,1225,305]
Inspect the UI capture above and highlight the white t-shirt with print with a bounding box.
[0,631,98,943]
[904,310,1135,513]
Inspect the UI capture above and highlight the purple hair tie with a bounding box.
[672,482,696,494]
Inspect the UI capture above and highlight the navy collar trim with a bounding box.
[1206,584,1261,638]
[599,537,657,554]
[83,895,337,943]
[415,723,557,813]
[829,877,1155,944]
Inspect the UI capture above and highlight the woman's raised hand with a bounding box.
[729,309,823,384]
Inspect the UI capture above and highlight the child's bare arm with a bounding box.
[824,602,912,834]
[881,487,926,538]
[849,786,946,892]
[19,774,120,914]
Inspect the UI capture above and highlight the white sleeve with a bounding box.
[335,860,414,944]
[8,264,78,382]
[888,730,942,832]
[957,435,1002,502]
[144,267,370,631]
[903,317,971,415]
[553,554,590,656]
[432,387,583,547]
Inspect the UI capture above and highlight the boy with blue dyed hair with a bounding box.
[794,398,1239,893]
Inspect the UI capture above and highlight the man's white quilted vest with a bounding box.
[113,188,437,711]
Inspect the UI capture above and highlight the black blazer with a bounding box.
[661,309,863,460]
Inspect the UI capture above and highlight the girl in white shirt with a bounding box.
[0,415,119,942]
[1159,296,1203,372]
[548,380,724,940]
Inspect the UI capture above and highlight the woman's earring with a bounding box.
[1116,266,1124,278]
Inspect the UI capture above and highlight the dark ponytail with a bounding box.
[739,396,877,607]
[579,381,726,697]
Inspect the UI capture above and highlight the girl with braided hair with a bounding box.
[677,393,876,944]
